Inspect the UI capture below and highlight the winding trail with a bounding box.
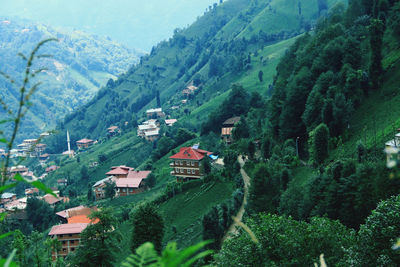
[222,155,251,242]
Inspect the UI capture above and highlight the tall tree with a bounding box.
[311,123,330,165]
[369,19,384,90]
[72,209,117,267]
[131,203,164,253]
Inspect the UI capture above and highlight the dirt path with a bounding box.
[222,155,251,242]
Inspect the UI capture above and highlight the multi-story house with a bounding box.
[221,116,241,144]
[169,147,212,182]
[48,223,89,260]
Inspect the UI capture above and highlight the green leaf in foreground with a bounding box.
[13,173,56,197]
[31,180,56,197]
[0,231,15,240]
[0,183,17,193]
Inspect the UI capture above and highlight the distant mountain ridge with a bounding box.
[0,18,143,142]
[0,0,218,50]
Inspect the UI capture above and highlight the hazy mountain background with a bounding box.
[0,18,143,141]
[0,0,218,51]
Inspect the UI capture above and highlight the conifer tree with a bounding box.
[131,203,164,253]
[312,123,329,165]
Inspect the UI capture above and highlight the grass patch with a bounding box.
[159,181,235,248]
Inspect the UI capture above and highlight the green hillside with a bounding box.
[59,0,345,148]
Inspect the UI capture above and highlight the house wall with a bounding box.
[51,234,81,260]
[170,159,203,180]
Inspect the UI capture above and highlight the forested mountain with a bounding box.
[0,0,219,50]
[58,0,344,152]
[0,18,142,141]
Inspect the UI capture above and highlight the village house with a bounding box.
[93,166,152,200]
[92,177,114,200]
[221,116,241,144]
[107,126,120,136]
[40,132,50,138]
[42,193,68,207]
[165,119,177,127]
[137,119,160,141]
[56,205,98,224]
[106,165,133,178]
[182,83,199,98]
[46,165,60,173]
[144,129,160,142]
[146,108,165,119]
[170,146,213,182]
[39,153,50,163]
[385,132,400,165]
[115,170,151,197]
[1,193,16,204]
[8,165,29,177]
[35,143,46,155]
[62,150,75,157]
[48,223,89,260]
[3,197,27,212]
[25,188,39,197]
[16,139,39,157]
[76,138,94,149]
[57,179,68,187]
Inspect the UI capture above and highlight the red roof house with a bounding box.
[76,139,94,149]
[170,147,212,181]
[105,165,134,178]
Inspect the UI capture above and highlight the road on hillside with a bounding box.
[222,155,251,242]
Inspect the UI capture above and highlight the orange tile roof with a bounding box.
[67,215,99,224]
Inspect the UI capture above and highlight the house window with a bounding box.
[69,234,73,237]
[123,188,126,192]
[62,241,66,244]
[71,248,75,251]
[130,188,133,192]
[63,248,67,253]
[70,240,74,244]
[191,161,194,166]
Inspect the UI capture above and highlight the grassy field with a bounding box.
[158,181,235,248]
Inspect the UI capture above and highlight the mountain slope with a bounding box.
[60,0,345,148]
[0,18,143,141]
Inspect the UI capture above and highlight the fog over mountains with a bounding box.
[0,0,218,50]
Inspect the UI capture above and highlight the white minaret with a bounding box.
[67,130,72,157]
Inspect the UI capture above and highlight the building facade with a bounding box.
[169,147,212,181]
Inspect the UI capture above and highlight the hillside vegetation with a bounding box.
[59,0,344,148]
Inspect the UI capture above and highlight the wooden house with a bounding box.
[169,147,212,182]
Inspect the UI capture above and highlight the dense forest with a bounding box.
[1,0,400,266]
